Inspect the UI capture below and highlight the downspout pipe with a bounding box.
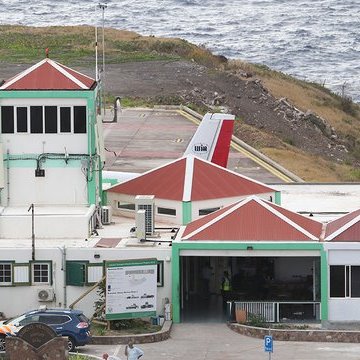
[59,246,67,308]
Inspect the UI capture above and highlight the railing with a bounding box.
[231,301,321,323]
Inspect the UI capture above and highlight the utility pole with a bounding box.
[28,203,35,261]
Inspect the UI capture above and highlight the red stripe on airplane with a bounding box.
[211,119,234,168]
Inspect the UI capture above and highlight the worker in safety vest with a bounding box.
[221,270,232,314]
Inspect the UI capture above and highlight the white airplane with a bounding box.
[102,112,235,183]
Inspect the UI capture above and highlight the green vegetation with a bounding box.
[1,25,359,181]
[70,354,91,360]
[246,313,266,328]
[91,318,161,336]
[0,25,224,68]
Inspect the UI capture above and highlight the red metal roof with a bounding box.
[191,157,273,200]
[108,155,276,201]
[182,197,322,241]
[0,58,95,90]
[266,202,323,238]
[325,208,360,242]
[108,157,186,201]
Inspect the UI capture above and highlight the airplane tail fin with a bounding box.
[184,113,235,167]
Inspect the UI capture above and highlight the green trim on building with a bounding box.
[171,244,181,323]
[5,158,84,168]
[320,249,328,321]
[182,201,192,225]
[106,311,156,320]
[171,240,323,323]
[275,191,281,205]
[0,88,102,206]
[0,90,94,99]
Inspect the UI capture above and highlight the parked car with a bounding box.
[0,307,91,352]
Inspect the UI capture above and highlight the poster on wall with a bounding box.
[105,258,157,320]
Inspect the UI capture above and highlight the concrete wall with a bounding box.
[107,193,182,225]
[0,98,88,154]
[0,245,172,319]
[326,244,360,321]
[0,205,95,238]
[107,192,277,226]
[3,167,88,207]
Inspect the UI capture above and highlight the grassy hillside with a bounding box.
[0,25,359,182]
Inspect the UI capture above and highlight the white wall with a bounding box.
[326,245,360,321]
[0,245,172,319]
[3,167,88,206]
[107,193,182,225]
[0,205,95,238]
[191,192,275,221]
[1,98,88,154]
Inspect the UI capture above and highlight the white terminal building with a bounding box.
[0,59,360,327]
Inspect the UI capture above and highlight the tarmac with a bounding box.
[102,107,284,183]
[79,323,360,360]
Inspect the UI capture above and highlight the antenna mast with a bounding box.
[98,3,107,115]
[95,5,99,81]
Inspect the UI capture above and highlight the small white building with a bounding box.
[106,155,280,225]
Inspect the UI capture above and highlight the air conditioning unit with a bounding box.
[101,206,112,225]
[135,195,155,235]
[37,288,55,302]
[135,209,146,241]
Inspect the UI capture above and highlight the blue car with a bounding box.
[0,307,91,352]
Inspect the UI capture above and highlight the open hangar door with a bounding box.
[180,255,320,323]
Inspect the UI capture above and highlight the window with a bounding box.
[157,261,164,287]
[87,264,104,284]
[117,202,135,211]
[13,264,30,285]
[32,263,50,284]
[39,315,70,325]
[30,106,43,133]
[19,315,40,326]
[60,107,71,132]
[0,263,12,285]
[199,207,220,216]
[157,207,176,216]
[17,107,28,133]
[74,106,86,133]
[351,266,360,297]
[45,106,57,133]
[66,261,87,286]
[330,265,360,298]
[1,106,14,133]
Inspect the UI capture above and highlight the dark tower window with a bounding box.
[74,106,86,133]
[60,107,71,133]
[30,106,43,133]
[1,106,14,133]
[17,107,28,133]
[45,106,57,133]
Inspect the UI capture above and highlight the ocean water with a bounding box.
[1,0,360,101]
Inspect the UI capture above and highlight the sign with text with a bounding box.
[105,258,157,320]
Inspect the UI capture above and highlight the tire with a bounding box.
[0,335,5,352]
[67,336,76,352]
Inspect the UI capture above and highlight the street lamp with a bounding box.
[28,203,35,261]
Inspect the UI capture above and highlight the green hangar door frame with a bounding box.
[172,245,327,324]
